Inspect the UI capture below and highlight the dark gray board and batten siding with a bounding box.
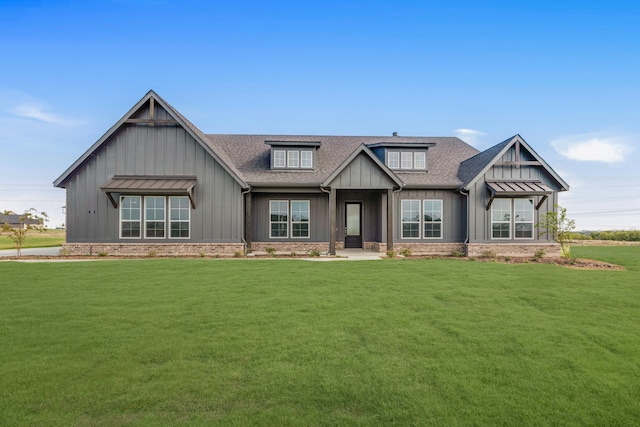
[64,108,243,243]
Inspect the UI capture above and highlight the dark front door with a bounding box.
[345,202,362,248]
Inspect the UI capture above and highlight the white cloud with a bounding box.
[551,133,633,163]
[0,91,79,126]
[453,128,486,146]
[10,103,66,124]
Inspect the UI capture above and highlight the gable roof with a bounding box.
[322,144,403,188]
[458,134,569,191]
[53,90,247,188]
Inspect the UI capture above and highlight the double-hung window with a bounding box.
[414,152,426,169]
[401,200,421,238]
[491,198,535,239]
[300,151,313,168]
[423,200,442,238]
[145,196,165,238]
[120,196,141,238]
[270,200,310,238]
[287,151,300,168]
[169,196,190,238]
[273,150,286,168]
[387,152,400,169]
[401,152,413,169]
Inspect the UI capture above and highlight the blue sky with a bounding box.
[1,0,639,230]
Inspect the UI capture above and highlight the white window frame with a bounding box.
[120,195,141,239]
[387,151,400,169]
[423,199,443,239]
[491,199,512,240]
[401,199,421,239]
[169,196,190,239]
[514,198,535,240]
[300,151,313,169]
[401,152,413,169]
[291,200,310,238]
[287,150,300,168]
[144,196,166,239]
[414,152,426,170]
[273,149,286,168]
[270,200,289,238]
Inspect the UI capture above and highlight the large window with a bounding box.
[119,195,190,239]
[401,200,421,238]
[491,198,534,240]
[145,196,165,238]
[423,200,442,239]
[270,200,310,238]
[120,196,141,238]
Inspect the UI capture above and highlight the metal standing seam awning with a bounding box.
[485,180,552,211]
[101,176,197,208]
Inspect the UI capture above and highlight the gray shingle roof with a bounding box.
[207,134,479,188]
[457,136,514,186]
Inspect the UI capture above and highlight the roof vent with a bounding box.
[392,132,398,136]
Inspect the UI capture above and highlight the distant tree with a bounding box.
[1,208,48,257]
[537,205,575,258]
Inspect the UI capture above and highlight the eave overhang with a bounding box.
[485,179,553,211]
[100,175,197,208]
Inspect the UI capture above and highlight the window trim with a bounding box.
[290,200,310,239]
[423,199,443,239]
[491,199,512,240]
[120,195,142,239]
[269,200,289,239]
[401,199,421,239]
[169,196,191,239]
[144,196,166,239]
[514,198,535,240]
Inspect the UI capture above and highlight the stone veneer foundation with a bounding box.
[466,243,561,258]
[62,243,244,257]
[393,242,465,256]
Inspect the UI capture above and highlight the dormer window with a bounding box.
[368,141,434,172]
[386,151,428,170]
[388,152,400,169]
[266,140,321,170]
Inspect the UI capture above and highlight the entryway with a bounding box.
[344,202,362,248]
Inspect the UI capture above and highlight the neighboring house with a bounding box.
[54,91,569,257]
[0,214,42,229]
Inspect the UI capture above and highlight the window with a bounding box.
[388,152,400,169]
[401,200,420,238]
[423,200,442,238]
[291,201,310,238]
[300,151,313,168]
[401,152,413,169]
[414,152,426,169]
[287,151,300,168]
[169,196,190,238]
[273,150,286,168]
[270,201,289,238]
[119,195,190,239]
[145,196,165,238]
[270,200,310,238]
[491,198,535,240]
[514,199,534,239]
[492,199,512,239]
[120,196,141,238]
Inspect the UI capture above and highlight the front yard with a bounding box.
[1,246,639,425]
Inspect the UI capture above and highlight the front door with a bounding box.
[345,202,362,248]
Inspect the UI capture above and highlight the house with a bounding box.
[54,91,569,257]
[1,213,42,229]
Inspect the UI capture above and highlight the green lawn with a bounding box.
[1,247,639,426]
[0,229,65,250]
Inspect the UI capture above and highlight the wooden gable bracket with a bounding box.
[535,195,548,211]
[106,192,118,208]
[486,194,495,211]
[124,97,178,126]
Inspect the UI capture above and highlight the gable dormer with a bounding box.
[367,142,436,171]
[265,140,321,170]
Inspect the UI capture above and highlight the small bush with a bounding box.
[399,248,411,257]
[147,249,158,258]
[451,250,464,258]
[98,252,108,257]
[265,247,276,256]
[308,248,320,257]
[59,247,70,256]
[290,251,297,257]
[533,249,545,261]
[199,252,206,258]
[386,250,396,258]
[504,256,512,262]
[482,250,497,259]
[234,250,244,258]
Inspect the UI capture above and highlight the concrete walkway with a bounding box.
[0,246,62,257]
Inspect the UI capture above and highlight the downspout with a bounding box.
[391,186,402,251]
[241,186,252,254]
[320,185,331,254]
[458,189,470,256]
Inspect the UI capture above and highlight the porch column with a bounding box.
[329,187,336,255]
[387,188,394,251]
[245,192,252,251]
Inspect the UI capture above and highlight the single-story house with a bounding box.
[54,91,569,257]
[1,213,42,229]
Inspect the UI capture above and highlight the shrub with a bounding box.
[265,247,276,256]
[98,252,108,257]
[481,250,497,259]
[386,250,396,258]
[233,250,244,258]
[199,252,206,258]
[147,249,158,258]
[399,248,411,257]
[308,248,320,257]
[533,249,545,261]
[450,250,464,258]
[290,251,297,257]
